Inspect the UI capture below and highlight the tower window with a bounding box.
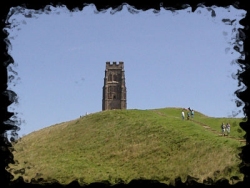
[117,74,121,81]
[108,74,112,81]
[108,93,112,99]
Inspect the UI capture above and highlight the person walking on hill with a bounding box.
[187,112,190,120]
[182,111,185,120]
[221,123,226,136]
[226,123,230,136]
[191,109,194,118]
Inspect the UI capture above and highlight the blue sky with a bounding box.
[5,4,246,137]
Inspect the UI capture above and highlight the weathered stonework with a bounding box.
[102,62,127,110]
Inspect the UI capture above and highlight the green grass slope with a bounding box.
[7,108,246,185]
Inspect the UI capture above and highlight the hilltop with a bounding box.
[7,107,246,185]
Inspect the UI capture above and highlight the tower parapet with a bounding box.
[106,62,124,69]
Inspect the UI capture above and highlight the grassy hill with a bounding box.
[7,107,246,185]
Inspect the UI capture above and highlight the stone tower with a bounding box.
[102,62,127,110]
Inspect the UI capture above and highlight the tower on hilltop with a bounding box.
[102,62,127,111]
